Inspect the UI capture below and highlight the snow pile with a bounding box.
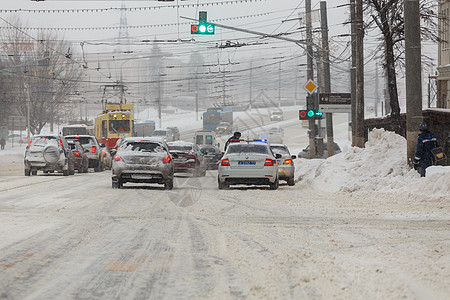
[296,128,450,199]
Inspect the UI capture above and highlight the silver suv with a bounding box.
[65,135,104,172]
[24,134,75,176]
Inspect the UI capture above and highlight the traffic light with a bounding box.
[299,109,323,120]
[191,23,215,35]
[191,10,215,35]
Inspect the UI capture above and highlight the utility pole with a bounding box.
[320,1,333,157]
[278,61,281,108]
[354,0,365,148]
[404,0,423,165]
[195,69,199,121]
[249,60,253,110]
[350,0,357,146]
[158,69,162,128]
[375,62,379,116]
[306,0,317,158]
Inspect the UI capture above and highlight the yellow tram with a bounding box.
[94,103,134,149]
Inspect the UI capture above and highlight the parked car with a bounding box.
[270,144,296,186]
[269,110,284,121]
[215,122,233,134]
[298,142,342,159]
[68,140,89,173]
[167,141,206,177]
[151,129,174,142]
[199,144,221,170]
[167,126,180,141]
[64,135,104,172]
[102,147,112,170]
[112,137,176,189]
[24,134,75,176]
[218,139,281,190]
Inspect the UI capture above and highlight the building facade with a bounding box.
[438,0,450,108]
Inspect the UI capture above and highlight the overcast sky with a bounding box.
[0,0,438,104]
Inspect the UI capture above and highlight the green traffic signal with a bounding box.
[191,23,215,35]
[299,109,323,120]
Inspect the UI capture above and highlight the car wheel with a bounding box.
[164,179,174,190]
[269,177,279,190]
[69,161,75,175]
[287,177,295,186]
[218,178,228,190]
[63,169,69,176]
[25,169,31,176]
[94,160,102,172]
[31,170,37,176]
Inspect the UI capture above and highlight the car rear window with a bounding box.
[66,136,94,146]
[122,142,165,153]
[228,144,268,154]
[168,145,192,152]
[270,146,290,155]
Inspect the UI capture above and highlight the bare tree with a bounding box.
[0,17,81,134]
[364,0,439,130]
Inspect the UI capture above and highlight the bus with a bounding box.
[61,124,94,136]
[94,103,134,149]
[203,107,233,131]
[134,120,155,137]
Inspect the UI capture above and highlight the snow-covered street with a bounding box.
[0,109,449,299]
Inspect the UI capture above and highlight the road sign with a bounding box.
[319,104,351,113]
[319,93,351,105]
[304,79,318,95]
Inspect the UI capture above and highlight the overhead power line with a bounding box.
[0,0,267,14]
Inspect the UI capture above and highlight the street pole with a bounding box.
[278,61,281,108]
[355,0,365,148]
[249,60,253,110]
[350,0,357,146]
[320,1,334,157]
[306,0,316,158]
[404,0,423,165]
[195,69,199,121]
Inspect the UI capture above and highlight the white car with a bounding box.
[151,129,174,142]
[218,140,281,190]
[270,144,296,186]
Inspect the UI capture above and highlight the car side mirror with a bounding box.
[219,153,224,159]
[172,153,179,159]
[275,154,282,159]
[291,155,297,159]
[100,143,106,148]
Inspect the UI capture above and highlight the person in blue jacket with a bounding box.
[413,122,438,177]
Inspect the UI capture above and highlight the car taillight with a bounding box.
[59,139,64,147]
[284,159,293,165]
[28,139,32,147]
[114,155,121,161]
[163,156,172,164]
[221,158,230,166]
[103,152,107,157]
[92,146,97,153]
[73,151,80,156]
[264,159,274,166]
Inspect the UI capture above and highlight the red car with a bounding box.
[167,141,206,177]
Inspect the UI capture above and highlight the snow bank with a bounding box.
[296,128,450,199]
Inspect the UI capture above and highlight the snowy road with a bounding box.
[0,111,448,299]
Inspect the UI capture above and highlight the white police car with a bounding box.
[218,139,281,190]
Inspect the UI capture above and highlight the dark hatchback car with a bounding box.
[199,144,221,170]
[112,138,176,189]
[68,141,89,173]
[167,141,207,177]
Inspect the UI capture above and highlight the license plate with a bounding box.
[131,174,152,179]
[238,161,256,165]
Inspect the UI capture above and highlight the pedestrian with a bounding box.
[443,132,450,166]
[0,137,5,150]
[224,131,241,151]
[413,122,438,177]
